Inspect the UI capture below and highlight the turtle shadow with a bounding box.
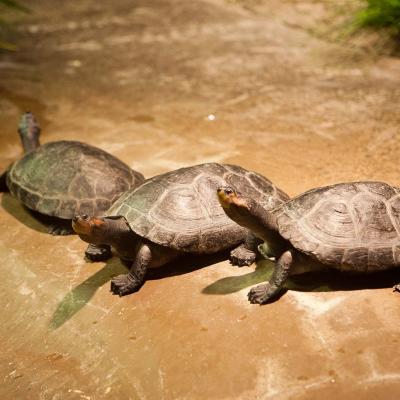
[50,250,231,329]
[147,250,231,281]
[202,259,275,295]
[1,192,73,234]
[1,193,48,233]
[50,258,128,330]
[288,268,400,293]
[202,259,400,296]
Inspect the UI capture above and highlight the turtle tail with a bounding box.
[0,170,9,192]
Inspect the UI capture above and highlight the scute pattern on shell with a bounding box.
[107,163,289,253]
[7,141,144,219]
[276,181,400,272]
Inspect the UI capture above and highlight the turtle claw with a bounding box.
[247,283,280,305]
[230,247,256,267]
[48,224,74,235]
[248,284,270,304]
[85,244,112,262]
[393,284,400,293]
[110,274,141,296]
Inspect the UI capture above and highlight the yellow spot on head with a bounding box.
[217,189,232,209]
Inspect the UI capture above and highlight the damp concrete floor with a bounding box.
[1,1,400,399]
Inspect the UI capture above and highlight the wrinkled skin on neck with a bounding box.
[18,112,41,153]
[72,215,137,259]
[217,187,287,255]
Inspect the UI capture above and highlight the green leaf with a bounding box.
[356,0,400,32]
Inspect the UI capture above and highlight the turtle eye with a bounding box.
[82,214,89,221]
[225,188,233,195]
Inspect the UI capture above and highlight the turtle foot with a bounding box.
[230,247,256,267]
[393,284,400,293]
[85,244,112,262]
[248,283,279,305]
[48,224,74,236]
[111,274,141,297]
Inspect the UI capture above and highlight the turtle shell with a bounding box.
[107,163,289,253]
[6,141,144,219]
[275,181,400,272]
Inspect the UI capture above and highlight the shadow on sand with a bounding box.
[202,259,275,295]
[50,250,231,329]
[202,258,400,299]
[1,193,48,233]
[50,258,128,329]
[1,192,75,234]
[51,250,400,329]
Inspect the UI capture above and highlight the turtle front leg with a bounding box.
[230,232,261,267]
[393,284,400,293]
[248,248,294,305]
[111,243,151,297]
[85,244,112,262]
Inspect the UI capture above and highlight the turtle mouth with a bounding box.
[72,215,92,235]
[217,188,233,209]
[217,187,240,209]
[217,187,250,211]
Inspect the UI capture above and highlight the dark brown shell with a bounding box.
[275,181,400,271]
[6,141,144,219]
[107,163,289,253]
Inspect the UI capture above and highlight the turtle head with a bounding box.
[217,186,255,227]
[217,186,250,210]
[18,112,41,153]
[72,215,108,245]
[218,186,280,244]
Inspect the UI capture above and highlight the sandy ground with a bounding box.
[1,0,400,399]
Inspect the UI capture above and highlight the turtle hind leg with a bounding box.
[48,218,74,235]
[48,224,74,235]
[230,232,261,267]
[248,248,294,305]
[393,284,400,293]
[230,244,256,266]
[85,244,112,262]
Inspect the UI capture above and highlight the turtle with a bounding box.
[217,181,400,304]
[0,112,145,260]
[72,162,289,296]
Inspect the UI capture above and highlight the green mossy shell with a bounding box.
[7,141,144,219]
